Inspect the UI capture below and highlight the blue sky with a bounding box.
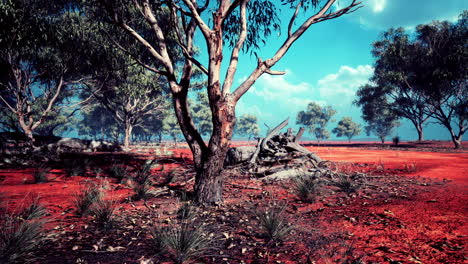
[209,0,468,141]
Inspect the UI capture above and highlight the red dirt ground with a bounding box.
[0,141,466,263]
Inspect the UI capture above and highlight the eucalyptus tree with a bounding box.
[88,66,167,149]
[370,28,433,142]
[234,114,260,140]
[77,105,121,142]
[297,102,336,143]
[0,2,93,143]
[412,13,467,148]
[332,117,361,142]
[355,84,400,144]
[163,113,183,146]
[83,0,362,203]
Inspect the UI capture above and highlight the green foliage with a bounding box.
[163,114,182,144]
[332,117,362,142]
[235,114,260,140]
[176,203,198,221]
[355,84,400,143]
[256,202,292,242]
[77,105,121,142]
[297,102,336,142]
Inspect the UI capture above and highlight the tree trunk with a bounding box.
[124,122,133,149]
[451,134,462,149]
[194,98,236,204]
[416,124,424,142]
[380,137,385,144]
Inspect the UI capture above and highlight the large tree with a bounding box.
[370,28,433,141]
[0,3,92,143]
[84,0,362,204]
[355,84,400,144]
[297,102,336,143]
[368,12,467,148]
[413,13,467,148]
[332,117,361,142]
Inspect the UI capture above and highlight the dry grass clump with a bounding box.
[256,202,292,242]
[73,182,104,216]
[0,195,47,263]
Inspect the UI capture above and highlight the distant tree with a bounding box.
[87,65,166,149]
[332,117,361,142]
[77,105,121,142]
[369,12,467,148]
[297,102,336,143]
[235,114,260,140]
[191,93,212,137]
[163,114,182,146]
[0,4,92,143]
[355,84,400,143]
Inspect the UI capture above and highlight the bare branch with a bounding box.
[181,0,212,38]
[222,0,249,94]
[288,2,302,38]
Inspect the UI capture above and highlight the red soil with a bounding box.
[0,141,466,263]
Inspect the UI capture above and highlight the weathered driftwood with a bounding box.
[225,118,323,180]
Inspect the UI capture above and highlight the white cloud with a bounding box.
[345,0,467,30]
[317,65,373,105]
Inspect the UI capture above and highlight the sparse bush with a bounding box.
[32,164,49,183]
[92,199,117,229]
[0,198,46,263]
[294,175,320,203]
[333,174,359,195]
[256,202,292,242]
[151,222,212,264]
[392,136,400,146]
[73,183,103,216]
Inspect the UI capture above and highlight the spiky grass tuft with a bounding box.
[0,197,46,263]
[92,199,117,229]
[294,175,320,203]
[256,202,292,242]
[73,183,103,216]
[333,174,359,195]
[131,160,157,200]
[151,222,212,264]
[108,164,127,183]
[32,164,49,183]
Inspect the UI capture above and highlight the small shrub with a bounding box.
[0,198,46,263]
[92,199,117,229]
[333,174,359,195]
[32,164,49,183]
[67,160,86,177]
[73,183,103,216]
[108,164,127,183]
[256,202,292,242]
[131,160,157,200]
[294,175,320,203]
[152,222,212,264]
[392,136,400,146]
